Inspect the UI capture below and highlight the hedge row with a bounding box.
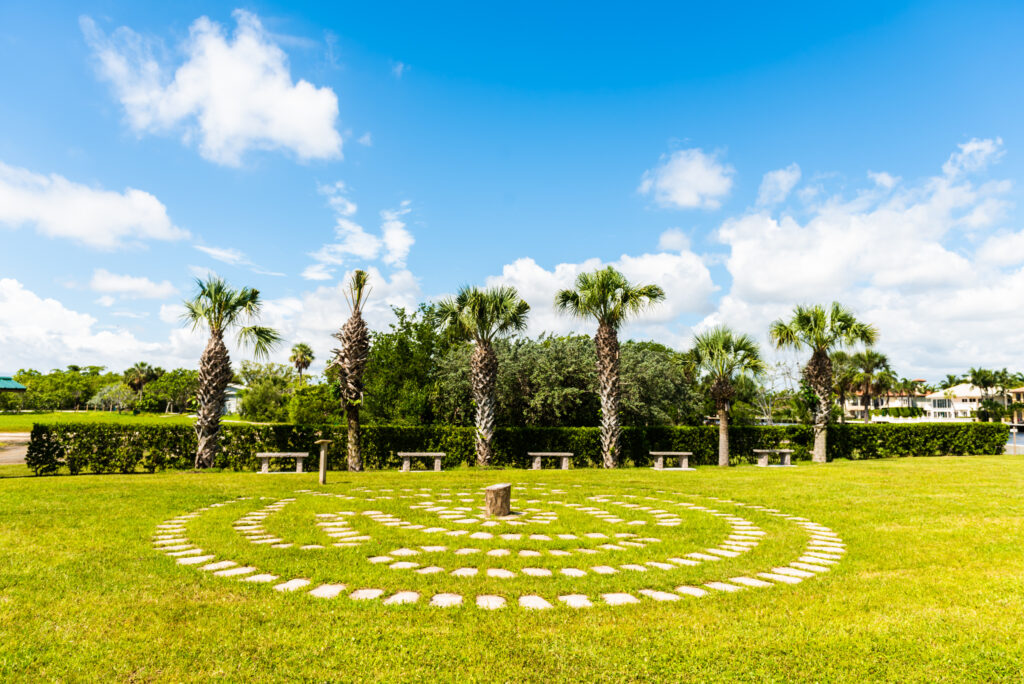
[24,421,1009,475]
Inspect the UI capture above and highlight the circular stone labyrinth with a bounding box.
[153,483,845,610]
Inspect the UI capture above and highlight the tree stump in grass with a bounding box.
[485,483,511,517]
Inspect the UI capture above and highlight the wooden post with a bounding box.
[315,440,332,485]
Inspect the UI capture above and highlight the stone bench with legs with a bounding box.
[752,449,794,467]
[256,452,307,474]
[528,452,572,470]
[397,452,444,472]
[649,451,694,470]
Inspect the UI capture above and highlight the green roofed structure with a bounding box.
[0,376,26,392]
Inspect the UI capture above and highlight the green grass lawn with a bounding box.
[1,457,1022,682]
[0,412,267,432]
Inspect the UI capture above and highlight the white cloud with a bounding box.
[90,268,178,299]
[868,171,900,189]
[304,183,415,279]
[638,148,734,210]
[391,61,408,78]
[95,295,116,307]
[194,244,249,265]
[0,161,187,249]
[0,278,181,372]
[657,228,690,252]
[942,137,1004,177]
[756,163,801,206]
[484,250,716,345]
[82,11,343,166]
[699,138,1022,377]
[357,132,373,146]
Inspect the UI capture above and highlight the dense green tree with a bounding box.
[360,305,450,425]
[555,267,665,468]
[238,362,294,422]
[288,384,341,425]
[144,369,199,413]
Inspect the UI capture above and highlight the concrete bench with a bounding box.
[256,452,307,474]
[650,451,694,470]
[528,452,571,470]
[752,449,794,467]
[398,452,444,472]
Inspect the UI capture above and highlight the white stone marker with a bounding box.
[729,576,773,588]
[674,585,708,597]
[639,590,680,602]
[177,554,216,565]
[243,573,279,583]
[215,566,256,577]
[349,588,384,600]
[601,593,639,606]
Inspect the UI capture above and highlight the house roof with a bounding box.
[0,376,26,392]
[925,382,984,399]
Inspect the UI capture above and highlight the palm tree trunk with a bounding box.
[802,349,832,463]
[595,322,621,468]
[717,406,729,466]
[864,384,873,423]
[194,330,231,468]
[346,404,362,472]
[470,341,498,466]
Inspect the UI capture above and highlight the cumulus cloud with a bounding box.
[638,148,734,209]
[303,183,415,279]
[700,137,1019,377]
[756,163,801,206]
[0,161,187,249]
[90,268,178,299]
[483,250,716,345]
[82,11,342,166]
[0,278,189,372]
[657,228,690,252]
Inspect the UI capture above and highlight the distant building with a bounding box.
[0,376,26,393]
[223,383,245,415]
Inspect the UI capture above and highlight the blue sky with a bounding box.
[1,1,1023,379]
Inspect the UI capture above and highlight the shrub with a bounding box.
[24,420,1008,475]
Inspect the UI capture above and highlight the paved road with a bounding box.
[0,432,29,464]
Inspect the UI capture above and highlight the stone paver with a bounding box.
[383,591,420,605]
[519,595,553,610]
[309,583,347,598]
[243,573,279,583]
[431,593,463,607]
[705,581,743,592]
[639,589,680,601]
[772,567,815,578]
[601,593,639,605]
[522,567,552,577]
[559,594,592,608]
[487,568,515,578]
[791,561,831,573]
[350,588,385,600]
[177,554,216,565]
[476,595,506,610]
[451,567,478,577]
[214,566,256,577]
[674,585,708,597]
[560,568,586,577]
[416,566,444,574]
[729,576,773,588]
[274,579,311,592]
[757,572,802,584]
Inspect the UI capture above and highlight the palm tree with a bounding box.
[182,276,281,468]
[436,285,529,466]
[940,374,963,390]
[692,326,765,466]
[330,270,371,471]
[124,362,160,397]
[289,343,314,382]
[831,350,857,424]
[851,349,891,423]
[555,267,665,467]
[769,303,878,463]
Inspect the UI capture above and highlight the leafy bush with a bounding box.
[24,421,1008,475]
[288,385,341,426]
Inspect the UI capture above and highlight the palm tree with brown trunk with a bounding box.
[182,277,281,468]
[692,326,765,466]
[831,350,857,425]
[289,343,314,383]
[330,270,371,471]
[769,303,878,463]
[851,349,891,423]
[436,285,530,466]
[555,267,664,468]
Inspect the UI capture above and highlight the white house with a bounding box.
[923,383,996,420]
[223,383,245,415]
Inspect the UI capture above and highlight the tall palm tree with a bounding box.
[692,326,765,466]
[555,267,664,467]
[851,349,891,423]
[769,303,878,463]
[124,362,160,397]
[182,276,281,468]
[940,373,963,390]
[436,285,529,466]
[831,350,857,425]
[289,343,314,382]
[331,270,371,472]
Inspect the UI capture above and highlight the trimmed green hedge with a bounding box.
[24,421,1008,475]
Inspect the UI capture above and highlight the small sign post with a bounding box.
[315,439,332,485]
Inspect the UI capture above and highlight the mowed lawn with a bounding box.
[1,456,1023,682]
